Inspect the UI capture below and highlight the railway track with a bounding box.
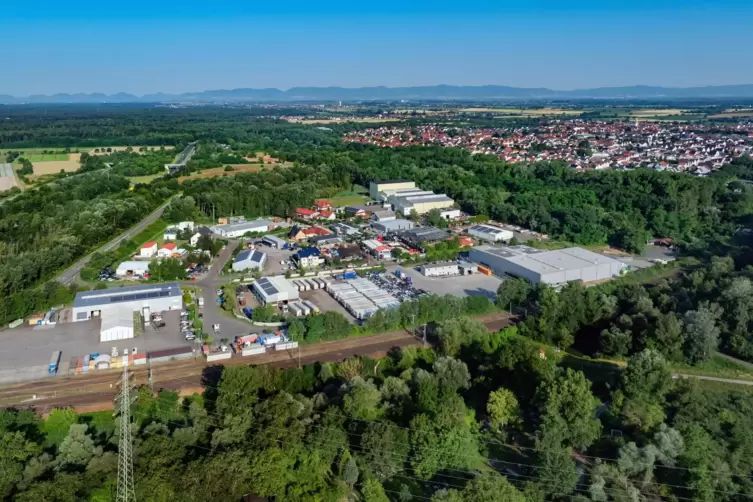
[0,312,517,412]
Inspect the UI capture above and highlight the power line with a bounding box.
[114,367,136,502]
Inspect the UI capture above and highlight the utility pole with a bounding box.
[297,343,301,369]
[115,367,136,502]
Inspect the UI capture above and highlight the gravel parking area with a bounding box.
[0,309,195,384]
[256,245,297,276]
[386,264,503,300]
[302,289,358,323]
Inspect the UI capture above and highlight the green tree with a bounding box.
[487,387,520,431]
[682,308,719,364]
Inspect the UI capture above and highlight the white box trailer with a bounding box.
[298,302,311,316]
[302,300,320,313]
[288,303,304,317]
[296,280,309,291]
[207,351,232,362]
[275,341,299,351]
[303,279,318,290]
[313,278,326,289]
[242,346,266,356]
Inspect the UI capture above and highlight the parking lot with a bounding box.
[366,270,423,302]
[0,309,195,384]
[385,264,503,301]
[254,244,297,276]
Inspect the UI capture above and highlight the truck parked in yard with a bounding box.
[198,297,205,308]
[49,351,61,376]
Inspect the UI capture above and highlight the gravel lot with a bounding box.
[386,264,503,300]
[256,245,297,276]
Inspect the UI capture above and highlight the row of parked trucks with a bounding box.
[286,300,320,317]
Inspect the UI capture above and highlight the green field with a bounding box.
[18,153,70,162]
[129,174,162,185]
[323,184,371,207]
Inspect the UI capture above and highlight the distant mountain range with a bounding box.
[2,84,753,104]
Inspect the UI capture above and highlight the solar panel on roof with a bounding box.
[110,296,123,303]
[159,291,169,297]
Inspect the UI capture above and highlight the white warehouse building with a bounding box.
[418,262,460,277]
[469,245,626,285]
[232,250,267,272]
[72,283,183,341]
[468,224,514,243]
[251,276,299,305]
[211,218,275,238]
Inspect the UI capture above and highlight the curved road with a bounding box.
[57,198,174,285]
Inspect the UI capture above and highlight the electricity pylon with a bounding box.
[114,367,136,502]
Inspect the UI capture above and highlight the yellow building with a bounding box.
[369,179,416,199]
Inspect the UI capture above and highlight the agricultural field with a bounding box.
[128,174,163,185]
[628,108,688,116]
[708,108,753,119]
[460,107,584,116]
[25,160,81,177]
[295,117,402,124]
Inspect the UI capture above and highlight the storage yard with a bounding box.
[386,264,504,300]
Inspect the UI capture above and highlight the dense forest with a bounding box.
[3,328,753,501]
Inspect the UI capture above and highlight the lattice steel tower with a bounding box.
[115,367,136,502]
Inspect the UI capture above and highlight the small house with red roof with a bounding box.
[296,208,319,219]
[157,242,177,258]
[318,210,336,221]
[302,226,332,237]
[314,200,333,211]
[140,241,158,258]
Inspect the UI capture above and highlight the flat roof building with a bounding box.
[468,245,626,285]
[73,283,182,340]
[115,261,150,278]
[262,235,287,249]
[211,218,275,238]
[392,193,455,215]
[251,276,299,305]
[232,250,267,272]
[468,224,514,243]
[401,226,451,244]
[418,262,460,277]
[372,219,415,234]
[370,179,416,199]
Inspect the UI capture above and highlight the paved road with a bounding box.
[191,240,262,340]
[56,198,173,285]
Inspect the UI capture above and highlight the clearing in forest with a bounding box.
[176,162,291,183]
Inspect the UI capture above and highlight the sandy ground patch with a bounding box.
[243,153,282,164]
[177,162,291,182]
[27,160,81,177]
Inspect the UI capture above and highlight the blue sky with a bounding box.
[1,0,752,95]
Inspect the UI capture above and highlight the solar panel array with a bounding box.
[470,224,504,235]
[109,290,170,303]
[256,277,280,295]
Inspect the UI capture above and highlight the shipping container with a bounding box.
[242,345,266,356]
[207,351,232,362]
[275,341,299,351]
[343,271,358,280]
[149,347,194,363]
[82,354,90,373]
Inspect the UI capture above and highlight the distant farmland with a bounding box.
[460,107,584,116]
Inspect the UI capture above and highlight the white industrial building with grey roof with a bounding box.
[72,283,183,341]
[251,276,299,305]
[469,245,626,285]
[232,249,267,272]
[468,224,514,243]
